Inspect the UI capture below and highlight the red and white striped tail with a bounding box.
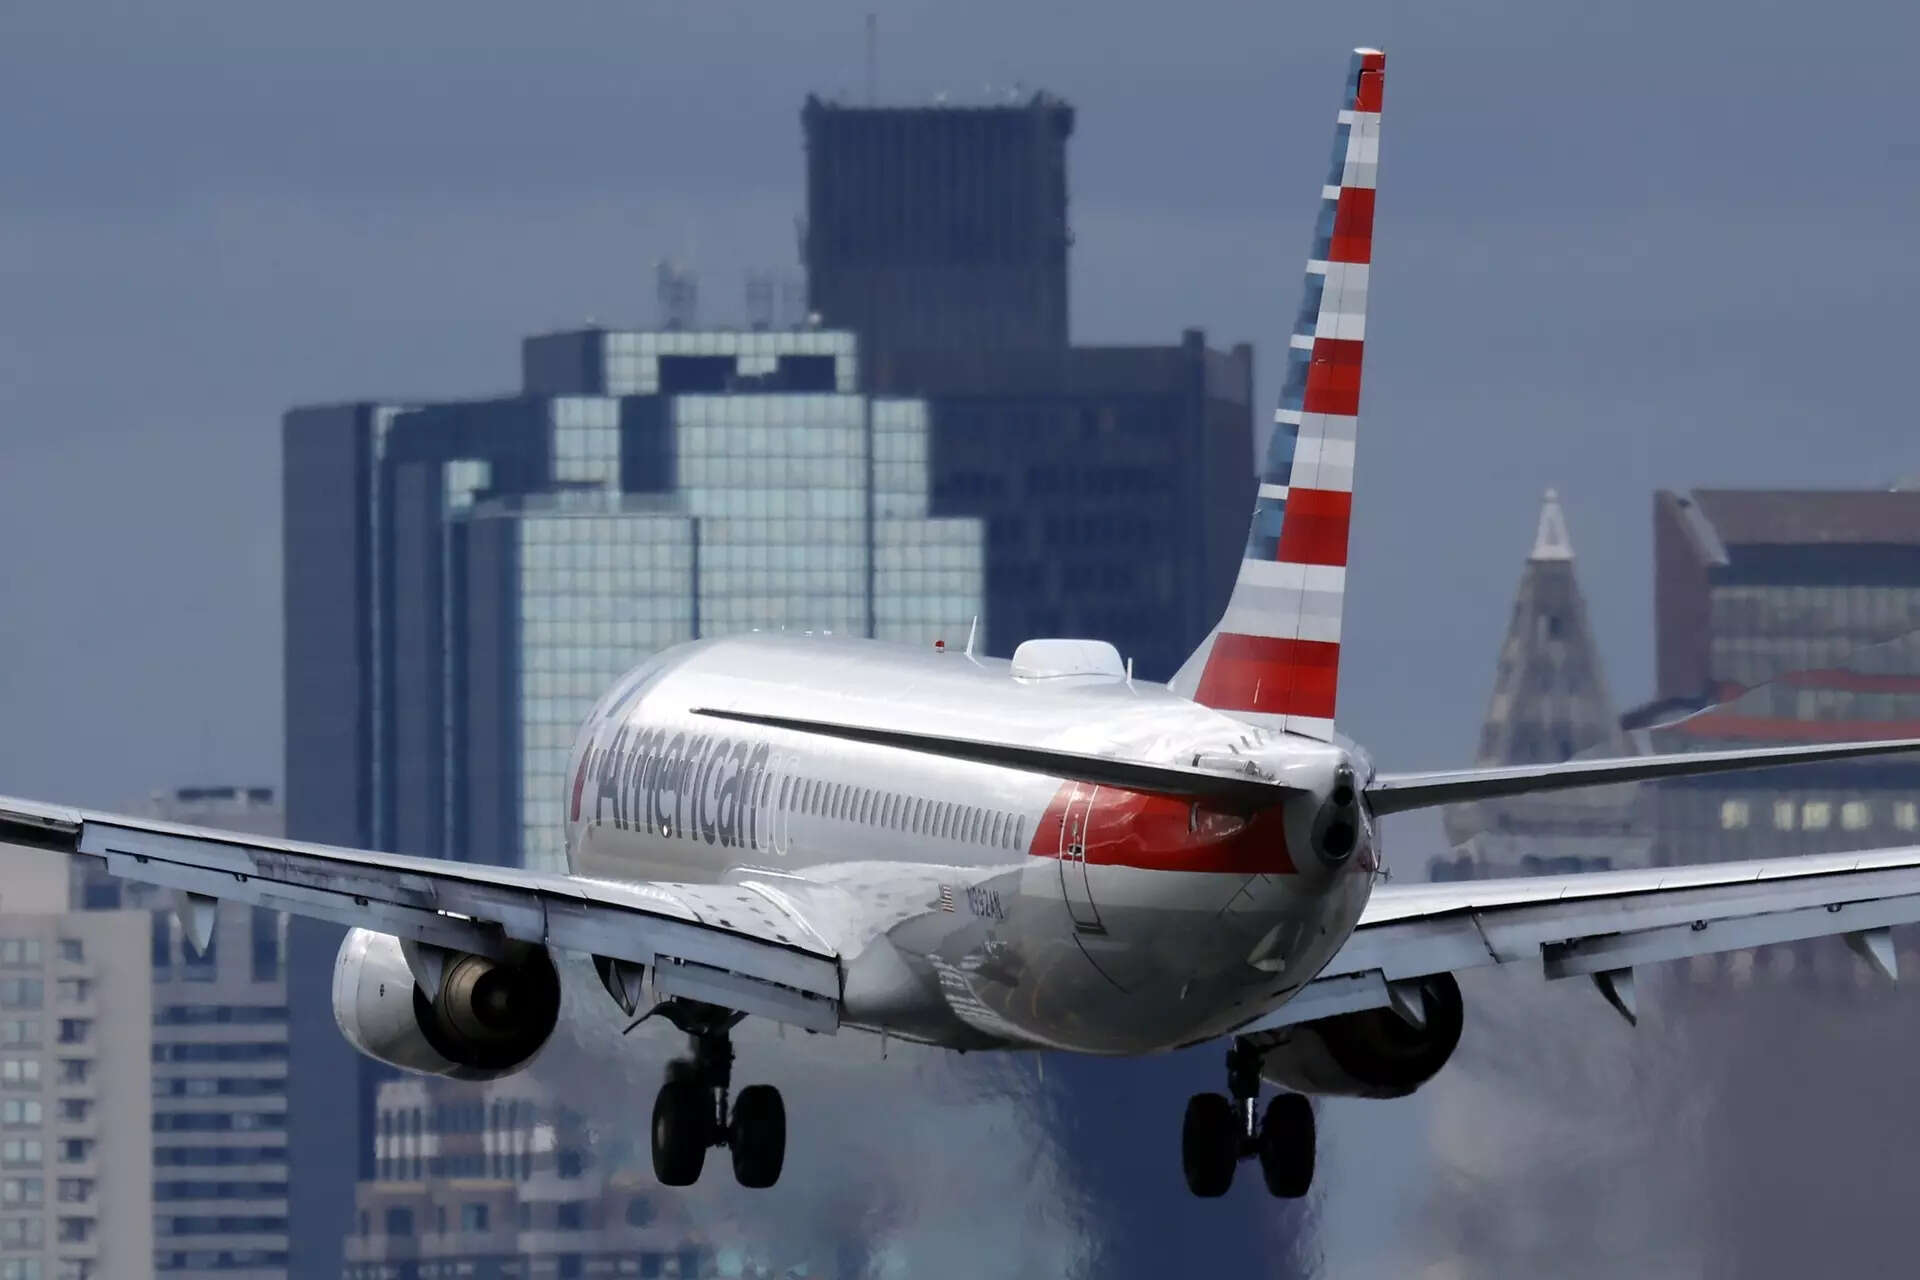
[1172,47,1383,740]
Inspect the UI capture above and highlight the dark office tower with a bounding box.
[282,401,399,1280]
[873,331,1254,682]
[802,93,1073,353]
[1432,492,1648,881]
[1644,488,1920,865]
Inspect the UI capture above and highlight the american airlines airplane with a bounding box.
[10,47,1920,1201]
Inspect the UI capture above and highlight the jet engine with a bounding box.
[332,928,562,1080]
[1251,972,1463,1100]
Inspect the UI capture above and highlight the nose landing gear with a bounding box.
[648,1004,787,1190]
[1181,1037,1315,1199]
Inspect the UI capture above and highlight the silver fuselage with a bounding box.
[562,633,1378,1055]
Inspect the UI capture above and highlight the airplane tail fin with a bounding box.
[1172,46,1384,741]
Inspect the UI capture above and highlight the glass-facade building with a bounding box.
[281,327,983,1276]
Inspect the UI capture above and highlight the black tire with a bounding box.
[652,1079,711,1187]
[1258,1092,1315,1199]
[730,1084,787,1189]
[1181,1092,1238,1198]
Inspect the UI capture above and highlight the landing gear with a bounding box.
[646,1004,786,1189]
[1181,1092,1240,1197]
[730,1083,787,1189]
[1180,1037,1315,1199]
[1257,1092,1314,1198]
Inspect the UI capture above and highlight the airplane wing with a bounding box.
[1244,844,1920,1031]
[1365,736,1920,814]
[0,794,842,1032]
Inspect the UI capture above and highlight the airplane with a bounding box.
[10,46,1920,1201]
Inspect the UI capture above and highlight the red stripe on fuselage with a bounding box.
[1027,784,1296,875]
[1192,633,1341,719]
[1272,486,1351,566]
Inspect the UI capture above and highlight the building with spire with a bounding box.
[1431,491,1650,881]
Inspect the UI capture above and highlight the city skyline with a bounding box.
[8,1,1920,823]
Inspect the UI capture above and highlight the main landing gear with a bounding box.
[649,1005,786,1189]
[1181,1037,1314,1199]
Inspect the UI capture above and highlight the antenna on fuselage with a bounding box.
[1125,656,1134,689]
[964,616,979,659]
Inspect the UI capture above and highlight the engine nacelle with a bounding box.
[1253,972,1463,1100]
[332,928,562,1080]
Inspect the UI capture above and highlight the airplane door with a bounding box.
[1058,783,1105,934]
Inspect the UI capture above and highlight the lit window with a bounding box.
[1773,801,1796,831]
[1896,802,1919,832]
[1842,801,1872,831]
[1720,800,1750,830]
[1803,801,1831,830]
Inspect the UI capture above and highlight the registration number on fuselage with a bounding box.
[966,885,1006,921]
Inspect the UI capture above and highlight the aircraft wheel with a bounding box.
[652,1078,712,1186]
[730,1084,787,1189]
[1181,1092,1239,1197]
[1258,1092,1315,1199]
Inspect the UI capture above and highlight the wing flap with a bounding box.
[3,794,842,1032]
[1365,735,1920,814]
[1239,843,1920,1033]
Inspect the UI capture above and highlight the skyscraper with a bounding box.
[802,94,1073,353]
[1433,491,1649,880]
[282,325,983,1275]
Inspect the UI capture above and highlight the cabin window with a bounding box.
[1012,817,1026,848]
[937,804,952,839]
[969,809,983,843]
[778,777,792,811]
[990,813,1005,846]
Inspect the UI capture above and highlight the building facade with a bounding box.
[143,790,291,1280]
[801,94,1073,354]
[1643,488,1920,865]
[343,1077,716,1280]
[870,333,1254,681]
[0,845,155,1280]
[73,788,293,1280]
